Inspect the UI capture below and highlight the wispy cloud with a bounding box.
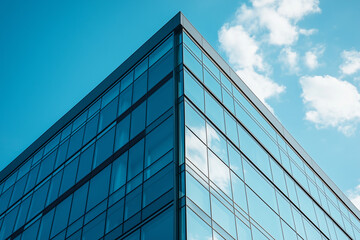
[347,184,360,210]
[340,50,360,75]
[300,75,360,136]
[280,47,299,73]
[304,46,325,70]
[218,0,320,112]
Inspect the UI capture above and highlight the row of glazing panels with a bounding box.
[0,34,178,240]
[181,31,360,240]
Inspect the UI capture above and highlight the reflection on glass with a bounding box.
[186,207,212,240]
[206,124,228,165]
[185,128,208,176]
[211,195,236,238]
[186,172,210,215]
[209,150,232,197]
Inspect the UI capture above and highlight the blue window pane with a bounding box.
[185,128,207,176]
[101,83,120,108]
[145,116,174,167]
[67,126,85,158]
[133,72,147,103]
[25,164,39,192]
[205,92,225,132]
[121,71,133,92]
[220,72,233,93]
[147,79,173,125]
[224,112,239,147]
[119,85,133,116]
[209,150,232,197]
[148,50,174,90]
[206,123,228,165]
[184,48,203,81]
[203,54,220,79]
[144,150,173,180]
[204,69,221,100]
[99,97,118,132]
[186,207,212,240]
[238,125,270,177]
[94,126,115,168]
[251,225,268,240]
[77,144,95,182]
[83,114,99,144]
[143,163,173,207]
[50,195,72,238]
[72,111,88,131]
[87,166,110,211]
[0,186,13,214]
[211,195,236,238]
[247,188,283,240]
[282,220,297,240]
[59,157,79,195]
[184,70,205,112]
[128,139,144,180]
[10,174,28,205]
[222,88,235,113]
[185,101,206,143]
[69,183,88,224]
[130,102,146,138]
[17,160,31,180]
[231,172,248,212]
[38,209,54,240]
[55,139,69,168]
[27,181,50,221]
[1,205,19,239]
[228,144,243,179]
[277,193,295,229]
[115,115,130,151]
[124,186,142,220]
[15,196,32,230]
[110,153,128,194]
[106,199,124,233]
[37,150,56,184]
[243,160,277,211]
[186,172,210,215]
[141,207,174,240]
[82,212,106,240]
[135,58,148,79]
[150,36,173,66]
[21,219,40,240]
[183,33,201,60]
[236,218,251,240]
[46,170,63,205]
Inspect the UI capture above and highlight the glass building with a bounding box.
[0,12,360,240]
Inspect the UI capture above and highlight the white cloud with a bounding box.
[233,0,320,46]
[218,0,320,112]
[219,24,285,112]
[347,184,360,211]
[340,50,360,75]
[304,47,324,70]
[304,51,318,69]
[218,25,265,71]
[299,28,318,36]
[300,75,360,136]
[280,47,299,72]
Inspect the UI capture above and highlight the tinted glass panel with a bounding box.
[94,126,115,168]
[147,79,173,124]
[87,166,110,210]
[145,117,173,167]
[130,102,146,138]
[141,207,174,240]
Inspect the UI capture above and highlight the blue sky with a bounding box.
[1,0,360,208]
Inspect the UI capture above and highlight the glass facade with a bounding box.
[0,12,359,240]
